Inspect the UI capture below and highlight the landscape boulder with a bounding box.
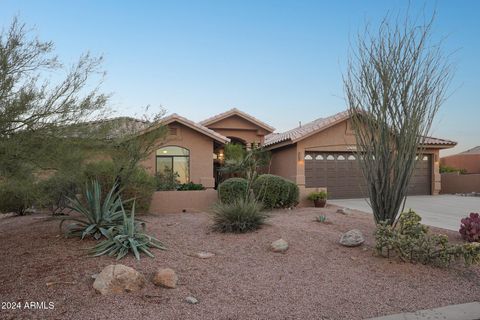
[93,264,146,295]
[339,229,365,247]
[152,268,178,288]
[185,296,199,304]
[336,208,350,215]
[271,239,289,252]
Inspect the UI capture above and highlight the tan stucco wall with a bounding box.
[269,119,443,205]
[140,122,216,188]
[269,145,297,182]
[149,189,218,213]
[205,115,269,145]
[441,154,480,174]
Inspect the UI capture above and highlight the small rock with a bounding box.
[152,268,178,288]
[195,252,215,259]
[271,239,289,253]
[91,273,98,280]
[339,229,365,247]
[336,208,350,215]
[93,264,146,295]
[185,296,199,304]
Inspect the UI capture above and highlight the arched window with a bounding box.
[156,146,190,184]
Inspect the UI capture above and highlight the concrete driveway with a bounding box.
[329,195,480,231]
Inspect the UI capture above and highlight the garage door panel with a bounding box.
[305,152,431,199]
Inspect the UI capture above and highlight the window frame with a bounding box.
[155,146,191,184]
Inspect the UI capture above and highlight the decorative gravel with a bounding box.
[1,206,479,320]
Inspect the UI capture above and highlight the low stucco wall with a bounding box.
[149,189,218,213]
[441,173,480,194]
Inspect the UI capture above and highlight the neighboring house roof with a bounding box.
[200,108,275,133]
[459,146,480,155]
[140,113,230,144]
[442,146,480,158]
[264,110,456,149]
[264,111,350,147]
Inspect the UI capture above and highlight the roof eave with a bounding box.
[139,115,230,144]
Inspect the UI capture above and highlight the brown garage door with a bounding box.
[305,152,432,199]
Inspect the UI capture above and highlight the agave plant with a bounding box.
[91,202,166,260]
[315,215,328,223]
[59,180,125,239]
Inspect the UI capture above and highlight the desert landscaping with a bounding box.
[1,205,479,320]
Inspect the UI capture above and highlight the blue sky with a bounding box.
[1,0,479,155]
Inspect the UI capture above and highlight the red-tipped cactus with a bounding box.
[460,213,480,242]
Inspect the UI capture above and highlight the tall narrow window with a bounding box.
[156,146,190,184]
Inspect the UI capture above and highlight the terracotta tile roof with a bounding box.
[200,108,275,133]
[140,113,230,144]
[421,136,457,146]
[264,110,457,148]
[264,110,350,147]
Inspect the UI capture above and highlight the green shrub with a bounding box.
[375,209,480,267]
[307,191,327,201]
[252,174,299,209]
[211,198,267,233]
[37,172,79,215]
[218,178,248,204]
[59,180,125,239]
[83,161,117,190]
[91,202,166,260]
[0,178,38,215]
[83,161,155,212]
[155,167,180,191]
[120,167,156,212]
[440,165,467,174]
[177,182,204,191]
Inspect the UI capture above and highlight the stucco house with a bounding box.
[139,108,456,201]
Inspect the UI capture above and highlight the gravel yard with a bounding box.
[1,206,479,320]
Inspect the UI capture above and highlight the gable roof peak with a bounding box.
[139,113,230,144]
[200,108,275,133]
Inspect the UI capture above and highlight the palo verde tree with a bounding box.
[0,17,109,179]
[343,11,453,225]
[105,108,168,188]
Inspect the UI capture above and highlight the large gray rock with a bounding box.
[93,264,146,295]
[152,268,178,288]
[339,229,365,247]
[270,239,289,252]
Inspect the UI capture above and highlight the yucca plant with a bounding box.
[91,202,165,260]
[59,180,125,239]
[211,197,268,233]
